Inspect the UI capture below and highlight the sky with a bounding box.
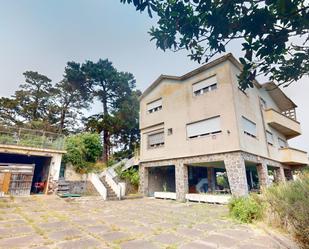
[0,0,308,152]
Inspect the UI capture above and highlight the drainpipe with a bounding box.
[259,98,270,158]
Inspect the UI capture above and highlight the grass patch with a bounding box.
[264,173,309,249]
[228,194,264,223]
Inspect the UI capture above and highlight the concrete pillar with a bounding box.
[278,167,286,182]
[274,167,286,183]
[256,162,270,189]
[138,164,149,196]
[224,153,248,197]
[175,161,188,201]
[49,154,63,181]
[207,167,215,192]
[284,168,293,181]
[47,154,63,194]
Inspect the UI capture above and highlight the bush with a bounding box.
[116,166,139,187]
[63,133,102,174]
[0,134,15,145]
[216,172,229,189]
[228,194,264,223]
[264,173,309,249]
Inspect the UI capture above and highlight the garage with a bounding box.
[0,144,65,196]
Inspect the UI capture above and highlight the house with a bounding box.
[138,53,308,201]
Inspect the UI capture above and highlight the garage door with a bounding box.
[0,164,34,196]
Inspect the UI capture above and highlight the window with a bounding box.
[278,138,287,148]
[167,128,173,135]
[242,117,257,138]
[260,97,267,109]
[148,131,164,148]
[192,76,217,96]
[187,116,221,139]
[147,98,162,113]
[266,131,274,145]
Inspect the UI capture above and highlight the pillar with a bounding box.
[256,162,270,190]
[207,167,216,192]
[224,153,248,196]
[284,168,293,181]
[274,167,286,183]
[175,161,188,201]
[47,154,63,194]
[138,164,149,196]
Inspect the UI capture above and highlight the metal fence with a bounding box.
[0,126,65,151]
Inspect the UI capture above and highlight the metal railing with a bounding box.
[0,126,65,151]
[282,108,297,121]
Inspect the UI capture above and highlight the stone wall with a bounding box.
[66,181,99,195]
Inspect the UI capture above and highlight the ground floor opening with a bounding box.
[188,161,230,194]
[140,151,299,202]
[245,162,260,192]
[0,153,51,195]
[148,165,175,197]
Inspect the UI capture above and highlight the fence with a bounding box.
[0,126,65,151]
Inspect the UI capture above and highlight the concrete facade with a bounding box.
[139,54,308,200]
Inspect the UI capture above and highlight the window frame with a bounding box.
[242,116,257,138]
[278,137,287,148]
[192,76,218,97]
[186,116,222,139]
[147,130,165,149]
[147,98,162,114]
[266,130,274,145]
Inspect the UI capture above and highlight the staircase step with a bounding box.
[99,176,119,200]
[107,197,119,201]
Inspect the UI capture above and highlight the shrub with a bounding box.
[63,133,102,174]
[116,166,139,187]
[0,134,15,145]
[264,173,309,249]
[228,194,264,223]
[216,172,230,189]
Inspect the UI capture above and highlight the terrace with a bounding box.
[0,126,65,151]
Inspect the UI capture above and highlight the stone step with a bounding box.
[107,196,119,201]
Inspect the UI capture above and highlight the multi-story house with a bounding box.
[138,53,308,201]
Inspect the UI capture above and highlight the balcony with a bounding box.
[0,126,65,151]
[264,108,301,139]
[279,147,309,166]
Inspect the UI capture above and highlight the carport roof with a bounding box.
[0,144,66,157]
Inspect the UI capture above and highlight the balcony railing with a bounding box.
[281,108,297,121]
[279,147,309,166]
[264,108,301,139]
[0,126,65,151]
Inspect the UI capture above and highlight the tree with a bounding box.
[63,132,103,174]
[121,0,309,89]
[0,70,90,133]
[14,71,53,121]
[113,90,141,159]
[53,80,90,133]
[0,97,20,126]
[65,59,137,162]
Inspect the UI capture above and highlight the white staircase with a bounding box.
[89,155,139,200]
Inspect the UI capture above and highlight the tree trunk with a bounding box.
[103,129,109,163]
[59,109,66,133]
[102,99,109,163]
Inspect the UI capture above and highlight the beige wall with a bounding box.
[140,59,307,166]
[140,61,240,162]
[229,63,292,162]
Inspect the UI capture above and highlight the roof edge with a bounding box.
[140,53,261,100]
